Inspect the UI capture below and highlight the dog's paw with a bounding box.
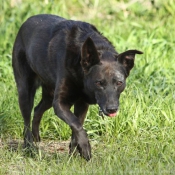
[77,129,91,160]
[24,130,34,148]
[69,139,78,156]
[70,128,91,161]
[32,125,41,142]
[77,140,91,161]
[32,131,41,142]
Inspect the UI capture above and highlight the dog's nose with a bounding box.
[106,107,118,114]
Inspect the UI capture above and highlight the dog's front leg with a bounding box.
[69,99,89,156]
[53,99,91,161]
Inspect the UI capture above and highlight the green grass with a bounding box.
[0,0,175,174]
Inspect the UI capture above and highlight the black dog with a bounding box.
[12,14,143,160]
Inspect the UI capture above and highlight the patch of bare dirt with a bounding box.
[0,138,70,154]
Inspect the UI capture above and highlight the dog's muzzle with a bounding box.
[98,106,118,118]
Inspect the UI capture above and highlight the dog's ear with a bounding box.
[81,37,100,73]
[116,50,143,76]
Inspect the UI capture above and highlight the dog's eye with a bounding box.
[95,81,103,86]
[95,80,105,87]
[117,81,123,86]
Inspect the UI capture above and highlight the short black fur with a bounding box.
[12,14,143,160]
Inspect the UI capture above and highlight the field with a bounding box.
[0,0,175,174]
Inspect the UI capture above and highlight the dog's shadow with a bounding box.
[1,139,69,158]
[7,139,23,151]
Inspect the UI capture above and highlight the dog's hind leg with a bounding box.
[69,99,89,155]
[12,42,38,147]
[32,86,53,142]
[14,68,37,147]
[18,80,37,148]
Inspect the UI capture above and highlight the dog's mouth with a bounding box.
[99,107,118,118]
[108,112,117,117]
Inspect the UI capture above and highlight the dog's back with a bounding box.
[13,14,116,87]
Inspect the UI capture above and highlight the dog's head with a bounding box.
[81,37,143,117]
